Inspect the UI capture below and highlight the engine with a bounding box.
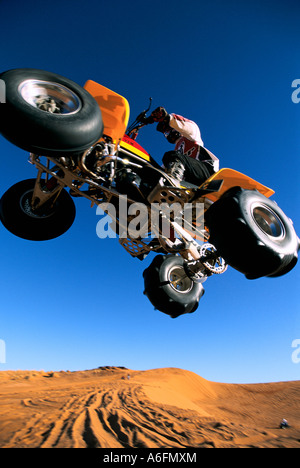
[116,167,142,200]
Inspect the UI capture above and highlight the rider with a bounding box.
[148,107,219,186]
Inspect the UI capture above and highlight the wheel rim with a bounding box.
[168,265,193,294]
[18,79,82,114]
[19,190,54,219]
[252,203,285,239]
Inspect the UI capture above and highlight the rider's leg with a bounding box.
[163,151,213,186]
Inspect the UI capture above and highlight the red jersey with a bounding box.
[169,113,219,171]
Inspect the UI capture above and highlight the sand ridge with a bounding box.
[0,366,299,448]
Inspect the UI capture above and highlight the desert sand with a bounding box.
[0,366,299,448]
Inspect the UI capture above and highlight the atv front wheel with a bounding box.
[0,179,76,241]
[143,255,204,318]
[0,68,103,156]
[205,188,299,279]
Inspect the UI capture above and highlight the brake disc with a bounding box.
[199,243,228,274]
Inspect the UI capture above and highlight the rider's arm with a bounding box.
[169,114,204,146]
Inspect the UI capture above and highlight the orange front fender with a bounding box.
[84,80,130,146]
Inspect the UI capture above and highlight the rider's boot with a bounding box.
[165,159,185,184]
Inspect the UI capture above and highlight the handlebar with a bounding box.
[126,97,153,140]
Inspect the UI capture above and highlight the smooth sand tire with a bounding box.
[0,179,76,241]
[0,68,103,156]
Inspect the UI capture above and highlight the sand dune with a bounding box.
[0,366,299,448]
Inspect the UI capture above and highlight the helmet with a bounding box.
[156,121,181,144]
[164,128,181,144]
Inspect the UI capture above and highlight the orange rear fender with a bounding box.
[200,168,275,202]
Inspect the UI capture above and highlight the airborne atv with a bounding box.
[0,68,298,318]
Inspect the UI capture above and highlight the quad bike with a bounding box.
[0,68,299,318]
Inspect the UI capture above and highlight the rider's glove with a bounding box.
[151,107,169,122]
[144,115,155,124]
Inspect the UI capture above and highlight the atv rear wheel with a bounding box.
[143,254,204,318]
[0,179,76,241]
[0,68,103,156]
[205,187,299,279]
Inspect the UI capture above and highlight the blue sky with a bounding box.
[0,0,299,383]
